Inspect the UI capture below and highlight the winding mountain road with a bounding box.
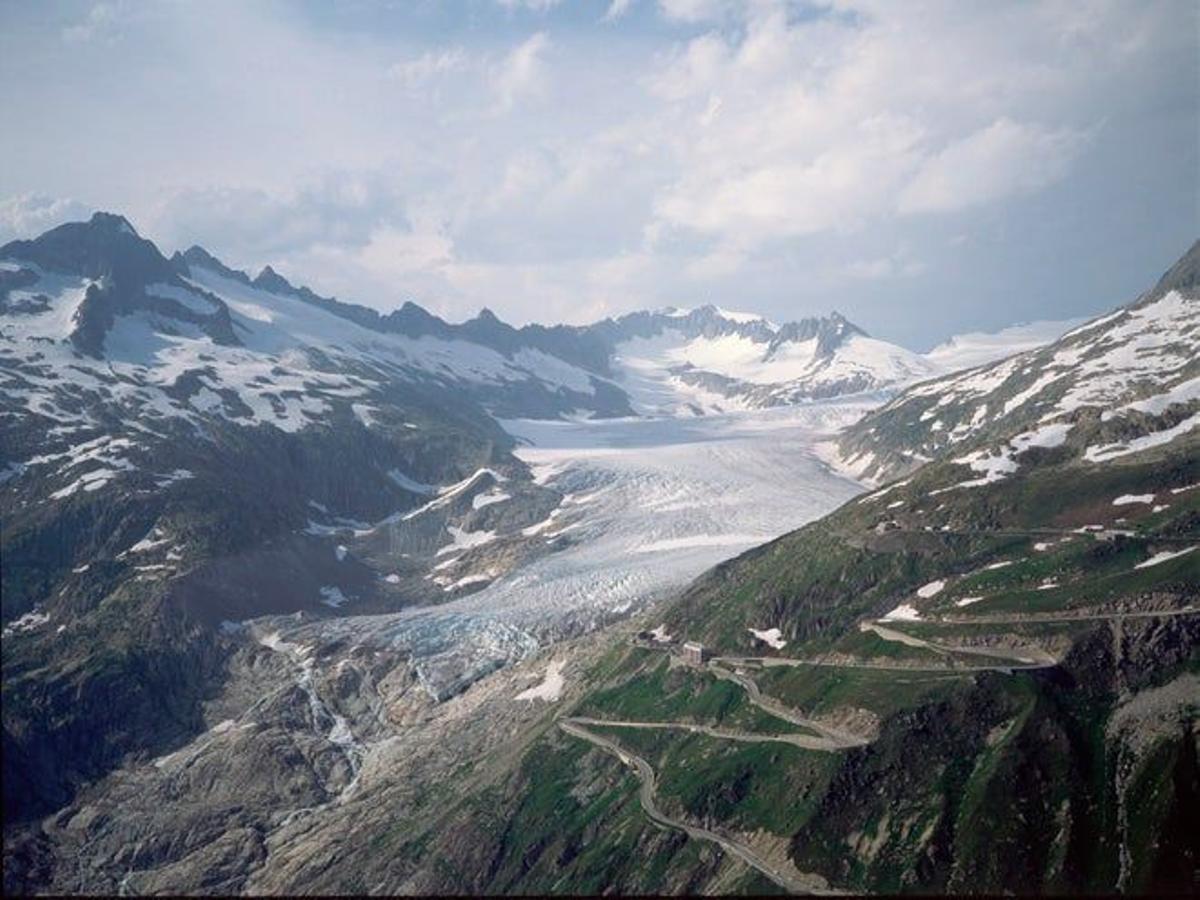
[706,662,869,747]
[711,653,1050,675]
[876,525,1199,545]
[936,606,1199,627]
[565,715,852,752]
[712,607,1200,675]
[559,718,840,895]
[858,621,1059,666]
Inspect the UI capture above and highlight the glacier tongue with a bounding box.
[268,400,871,701]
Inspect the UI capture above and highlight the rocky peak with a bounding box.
[460,306,521,354]
[0,215,243,358]
[384,301,452,340]
[176,245,251,285]
[87,211,138,235]
[766,312,868,360]
[253,265,295,295]
[0,211,175,286]
[1146,238,1200,302]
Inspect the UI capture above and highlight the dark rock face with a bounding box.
[0,213,176,286]
[0,391,513,821]
[768,311,866,360]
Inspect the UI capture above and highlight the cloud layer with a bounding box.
[0,0,1194,346]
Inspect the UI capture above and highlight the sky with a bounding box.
[0,0,1196,349]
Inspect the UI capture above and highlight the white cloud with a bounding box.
[61,2,122,44]
[2,0,1188,344]
[150,178,390,261]
[493,32,551,111]
[603,0,635,21]
[652,111,925,241]
[496,0,562,10]
[842,249,927,280]
[657,0,736,23]
[358,224,455,279]
[897,118,1089,214]
[386,48,469,90]
[636,2,1141,255]
[0,195,94,243]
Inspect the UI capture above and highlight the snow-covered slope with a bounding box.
[602,305,1076,417]
[836,240,1200,485]
[925,318,1085,372]
[1,214,640,642]
[1,212,1084,439]
[0,217,631,443]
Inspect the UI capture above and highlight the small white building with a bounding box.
[682,641,707,665]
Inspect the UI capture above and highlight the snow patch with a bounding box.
[1112,494,1155,506]
[126,528,169,555]
[441,573,493,592]
[916,579,946,598]
[387,468,436,495]
[515,659,566,702]
[1085,414,1200,462]
[1135,547,1196,569]
[2,609,50,637]
[351,403,377,428]
[748,626,787,649]
[437,525,497,556]
[881,604,921,622]
[472,488,511,510]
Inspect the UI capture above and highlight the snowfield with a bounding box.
[840,287,1199,485]
[924,319,1084,372]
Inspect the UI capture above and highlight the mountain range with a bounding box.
[2,215,1195,896]
[1,212,1054,431]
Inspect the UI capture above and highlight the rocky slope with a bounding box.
[659,241,1199,655]
[0,214,591,827]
